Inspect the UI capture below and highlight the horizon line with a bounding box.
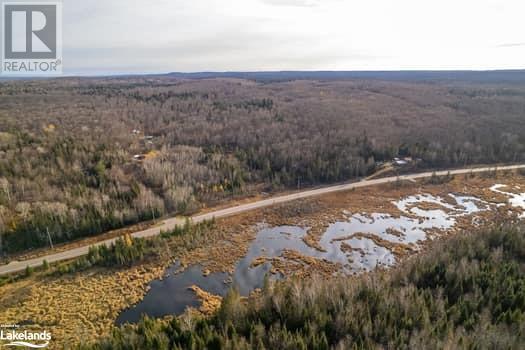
[2,68,525,80]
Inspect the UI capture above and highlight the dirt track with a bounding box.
[1,164,523,275]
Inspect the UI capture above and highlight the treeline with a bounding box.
[1,78,525,254]
[63,235,148,274]
[55,219,211,275]
[81,223,525,349]
[0,219,214,282]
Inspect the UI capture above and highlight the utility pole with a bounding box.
[150,198,156,222]
[46,227,54,249]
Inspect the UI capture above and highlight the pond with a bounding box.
[116,191,506,324]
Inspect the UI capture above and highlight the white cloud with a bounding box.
[260,0,321,7]
[61,0,525,74]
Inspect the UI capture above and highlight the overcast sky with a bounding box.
[63,0,525,74]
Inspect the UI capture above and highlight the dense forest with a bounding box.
[80,223,525,349]
[1,77,525,254]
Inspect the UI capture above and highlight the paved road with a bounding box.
[1,164,524,275]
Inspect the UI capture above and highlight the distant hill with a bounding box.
[165,70,525,83]
[2,70,525,83]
